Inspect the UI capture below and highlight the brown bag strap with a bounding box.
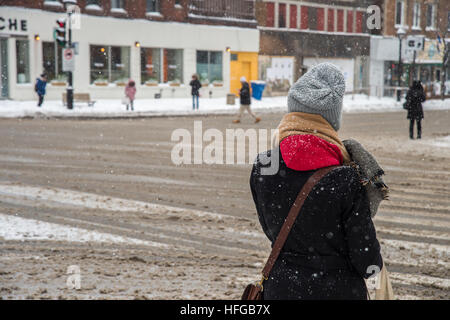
[261,166,339,279]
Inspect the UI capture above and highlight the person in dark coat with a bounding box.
[35,73,47,107]
[189,74,201,110]
[404,80,426,139]
[233,76,261,123]
[250,63,383,300]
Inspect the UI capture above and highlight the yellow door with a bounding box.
[230,52,258,96]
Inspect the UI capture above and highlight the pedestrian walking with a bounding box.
[404,80,426,139]
[189,74,201,110]
[249,63,388,300]
[35,73,47,107]
[233,76,261,124]
[125,79,136,111]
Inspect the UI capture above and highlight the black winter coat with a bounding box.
[405,85,426,120]
[190,79,201,96]
[240,82,251,105]
[250,149,383,300]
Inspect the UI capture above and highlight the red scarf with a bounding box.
[280,134,343,171]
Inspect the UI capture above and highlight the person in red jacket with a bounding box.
[125,79,136,111]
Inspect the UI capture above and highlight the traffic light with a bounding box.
[55,18,66,46]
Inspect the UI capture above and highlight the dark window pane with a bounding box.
[165,49,183,83]
[16,40,30,83]
[146,0,159,12]
[110,46,130,83]
[90,45,108,83]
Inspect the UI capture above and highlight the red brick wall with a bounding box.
[327,8,334,32]
[289,4,297,29]
[300,6,308,30]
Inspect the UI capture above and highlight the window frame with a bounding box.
[395,0,405,27]
[42,41,66,83]
[16,39,30,84]
[426,3,436,30]
[412,2,421,30]
[196,50,223,84]
[146,0,160,13]
[111,0,124,9]
[448,11,450,31]
[90,45,131,84]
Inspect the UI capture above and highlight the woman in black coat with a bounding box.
[405,80,426,139]
[250,63,383,300]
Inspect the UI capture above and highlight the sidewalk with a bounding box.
[1,95,450,119]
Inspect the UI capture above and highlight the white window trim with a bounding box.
[146,11,163,17]
[274,2,279,28]
[43,1,63,8]
[286,3,290,28]
[111,8,127,14]
[86,4,103,12]
[412,2,421,30]
[394,0,406,28]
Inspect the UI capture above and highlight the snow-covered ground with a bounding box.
[0,213,164,247]
[430,135,450,148]
[1,95,450,118]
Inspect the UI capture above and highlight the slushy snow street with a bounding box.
[0,109,449,299]
[1,95,450,118]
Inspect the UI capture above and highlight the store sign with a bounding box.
[0,17,28,34]
[406,36,425,53]
[417,40,444,63]
[63,48,75,72]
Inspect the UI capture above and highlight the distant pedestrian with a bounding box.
[189,74,201,110]
[404,80,426,139]
[125,79,136,111]
[35,73,47,107]
[233,76,261,124]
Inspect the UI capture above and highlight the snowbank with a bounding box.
[0,95,449,118]
[0,213,165,247]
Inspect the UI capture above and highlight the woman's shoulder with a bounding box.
[320,165,362,193]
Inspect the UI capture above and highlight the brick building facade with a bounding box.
[370,0,450,97]
[0,0,259,100]
[255,0,382,96]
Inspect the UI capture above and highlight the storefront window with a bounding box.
[110,46,130,83]
[111,0,124,9]
[43,42,65,82]
[164,49,183,83]
[196,51,223,83]
[90,45,130,84]
[90,45,109,83]
[16,39,30,84]
[146,0,159,12]
[141,47,161,84]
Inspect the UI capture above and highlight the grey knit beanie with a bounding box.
[288,63,346,131]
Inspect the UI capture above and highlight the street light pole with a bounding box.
[67,10,73,110]
[397,28,406,102]
[63,0,77,110]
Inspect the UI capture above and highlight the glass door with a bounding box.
[0,38,8,98]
